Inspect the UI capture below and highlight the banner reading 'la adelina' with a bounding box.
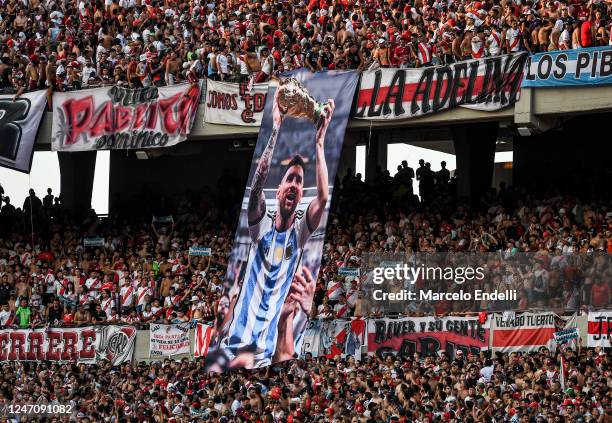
[353,52,528,120]
[51,83,201,151]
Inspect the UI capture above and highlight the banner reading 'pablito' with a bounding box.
[51,83,201,151]
[204,70,358,371]
[353,52,528,120]
[203,79,268,126]
[367,316,489,358]
[0,326,135,364]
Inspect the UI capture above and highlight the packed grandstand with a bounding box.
[0,169,611,421]
[0,0,610,97]
[1,0,612,420]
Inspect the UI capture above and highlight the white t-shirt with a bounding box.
[0,309,12,326]
[506,28,520,52]
[217,53,229,74]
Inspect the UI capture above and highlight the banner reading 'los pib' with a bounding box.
[204,70,358,371]
[51,83,201,151]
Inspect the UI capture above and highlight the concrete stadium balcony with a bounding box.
[33,84,612,148]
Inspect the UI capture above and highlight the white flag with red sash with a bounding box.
[194,323,214,358]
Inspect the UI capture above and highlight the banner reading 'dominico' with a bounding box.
[0,326,135,364]
[587,311,611,348]
[368,316,489,358]
[522,46,612,88]
[0,90,46,172]
[149,323,191,356]
[353,52,527,120]
[203,79,268,126]
[491,312,556,353]
[204,70,358,371]
[51,83,201,151]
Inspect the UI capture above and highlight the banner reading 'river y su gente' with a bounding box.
[353,52,528,120]
[204,70,358,371]
[51,83,201,151]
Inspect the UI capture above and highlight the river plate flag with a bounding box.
[204,70,358,371]
[353,52,528,120]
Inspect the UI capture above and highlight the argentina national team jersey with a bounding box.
[222,206,313,366]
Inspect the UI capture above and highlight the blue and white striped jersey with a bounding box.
[221,206,313,366]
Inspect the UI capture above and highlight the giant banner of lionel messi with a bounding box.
[204,70,358,371]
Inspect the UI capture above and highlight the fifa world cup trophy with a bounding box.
[276,77,329,127]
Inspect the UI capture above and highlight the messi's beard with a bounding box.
[279,197,298,222]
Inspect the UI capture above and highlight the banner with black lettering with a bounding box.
[51,83,201,151]
[523,46,612,87]
[0,326,135,364]
[367,316,489,358]
[203,79,268,126]
[353,52,527,120]
[0,90,46,173]
[204,70,358,371]
[587,311,611,348]
[149,323,191,356]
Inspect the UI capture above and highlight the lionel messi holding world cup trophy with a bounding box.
[205,78,335,371]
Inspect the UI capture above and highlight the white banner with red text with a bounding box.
[0,326,135,364]
[194,323,213,358]
[51,83,201,151]
[353,52,528,120]
[149,323,191,357]
[203,79,268,126]
[491,312,556,353]
[587,311,611,348]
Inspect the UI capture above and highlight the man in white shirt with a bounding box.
[216,45,230,80]
[0,304,12,326]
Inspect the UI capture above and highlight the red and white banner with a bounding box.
[491,312,556,353]
[367,316,489,358]
[203,79,268,126]
[194,323,213,358]
[587,311,612,348]
[0,326,135,364]
[301,318,366,360]
[149,323,191,357]
[353,52,528,120]
[51,83,201,151]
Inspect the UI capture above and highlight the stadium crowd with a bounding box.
[0,345,610,422]
[1,0,612,97]
[0,162,610,330]
[0,163,611,422]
